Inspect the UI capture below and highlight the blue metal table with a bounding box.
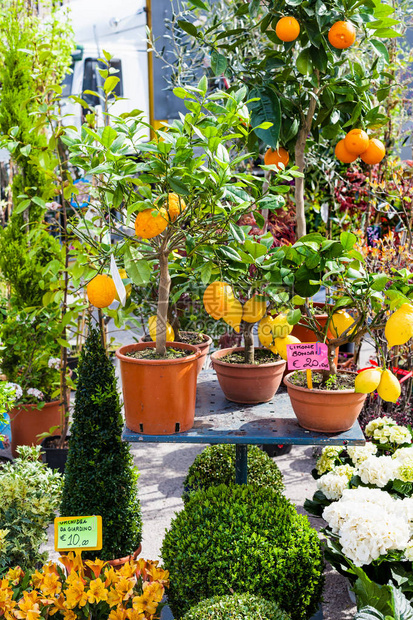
[123,369,365,483]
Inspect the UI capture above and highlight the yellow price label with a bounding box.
[54,516,102,552]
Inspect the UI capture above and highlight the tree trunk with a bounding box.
[243,321,254,364]
[295,131,306,239]
[156,251,171,356]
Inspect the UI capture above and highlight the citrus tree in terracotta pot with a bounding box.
[65,77,270,434]
[275,231,413,432]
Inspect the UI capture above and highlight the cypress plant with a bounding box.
[60,325,142,560]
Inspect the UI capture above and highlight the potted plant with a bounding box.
[0,382,17,453]
[276,231,413,432]
[60,324,143,565]
[66,74,267,434]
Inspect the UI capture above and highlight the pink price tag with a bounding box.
[286,342,330,371]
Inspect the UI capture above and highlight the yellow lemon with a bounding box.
[377,369,401,403]
[242,296,267,323]
[258,315,275,347]
[273,335,301,361]
[329,310,356,338]
[165,193,187,221]
[203,281,234,320]
[385,303,413,348]
[223,298,243,333]
[272,313,293,339]
[354,368,383,394]
[148,315,175,342]
[114,269,132,302]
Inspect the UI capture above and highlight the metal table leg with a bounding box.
[235,444,248,484]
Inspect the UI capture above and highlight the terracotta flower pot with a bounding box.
[116,342,200,435]
[107,544,142,569]
[284,372,367,433]
[211,347,286,404]
[9,400,64,458]
[193,334,212,375]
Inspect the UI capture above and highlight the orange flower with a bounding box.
[14,593,40,620]
[118,562,137,580]
[108,608,128,620]
[38,573,62,599]
[62,611,77,620]
[59,553,83,577]
[104,567,120,589]
[147,565,169,585]
[48,594,66,616]
[125,609,144,620]
[132,582,164,617]
[5,568,24,587]
[84,559,107,580]
[63,580,87,610]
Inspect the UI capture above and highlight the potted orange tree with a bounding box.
[66,76,269,434]
[274,231,413,432]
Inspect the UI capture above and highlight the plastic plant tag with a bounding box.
[287,342,329,371]
[54,515,102,552]
[110,254,126,306]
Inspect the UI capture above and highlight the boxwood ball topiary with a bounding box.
[182,593,291,620]
[182,444,284,503]
[60,326,142,560]
[162,485,324,620]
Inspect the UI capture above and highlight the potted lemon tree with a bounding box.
[276,231,413,432]
[66,77,267,434]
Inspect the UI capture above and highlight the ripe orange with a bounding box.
[165,193,187,222]
[328,21,356,49]
[203,281,234,320]
[344,129,369,155]
[335,139,358,164]
[360,138,386,165]
[275,16,300,42]
[264,147,290,170]
[87,274,117,308]
[134,207,168,239]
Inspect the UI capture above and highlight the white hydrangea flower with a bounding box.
[365,417,393,437]
[316,446,344,475]
[5,382,22,400]
[347,443,377,465]
[47,357,61,370]
[396,457,413,483]
[27,388,44,401]
[388,426,412,445]
[358,455,398,488]
[323,488,411,567]
[317,472,350,501]
[393,447,413,463]
[404,542,413,561]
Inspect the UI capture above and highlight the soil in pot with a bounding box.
[211,347,286,404]
[140,331,212,375]
[284,371,367,433]
[116,341,200,435]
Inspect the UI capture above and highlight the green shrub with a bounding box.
[0,445,63,572]
[162,485,324,620]
[182,593,291,620]
[182,444,284,502]
[60,326,142,560]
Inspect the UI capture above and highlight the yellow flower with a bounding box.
[14,593,40,620]
[38,573,62,599]
[148,565,169,585]
[84,559,107,579]
[118,562,137,580]
[5,568,24,586]
[64,581,88,610]
[86,579,108,604]
[59,553,83,577]
[132,582,164,617]
[125,609,144,620]
[108,608,128,620]
[62,611,77,620]
[107,589,123,609]
[104,567,120,588]
[48,594,66,616]
[0,580,16,616]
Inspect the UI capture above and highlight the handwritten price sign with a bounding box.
[54,516,102,552]
[287,342,329,371]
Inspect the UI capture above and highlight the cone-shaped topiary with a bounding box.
[182,444,284,503]
[60,325,142,560]
[162,484,324,620]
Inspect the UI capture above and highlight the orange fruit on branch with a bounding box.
[328,21,356,49]
[134,207,168,239]
[264,147,290,170]
[203,281,234,320]
[360,138,386,165]
[344,129,369,155]
[335,139,358,164]
[87,274,117,308]
[275,16,300,42]
[165,193,187,222]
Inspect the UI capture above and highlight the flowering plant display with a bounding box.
[305,417,413,510]
[0,554,169,620]
[0,383,17,447]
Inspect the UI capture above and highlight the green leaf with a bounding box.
[219,246,243,262]
[229,222,245,244]
[340,231,357,251]
[169,177,190,196]
[103,76,120,94]
[244,239,267,259]
[370,38,390,61]
[101,125,117,147]
[287,309,301,325]
[296,48,313,75]
[248,87,281,150]
[200,261,213,285]
[177,20,198,37]
[124,249,151,285]
[14,198,31,214]
[211,51,228,76]
[188,0,208,9]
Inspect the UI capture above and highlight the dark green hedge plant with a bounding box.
[162,485,324,620]
[183,444,284,502]
[182,593,291,620]
[60,326,142,560]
